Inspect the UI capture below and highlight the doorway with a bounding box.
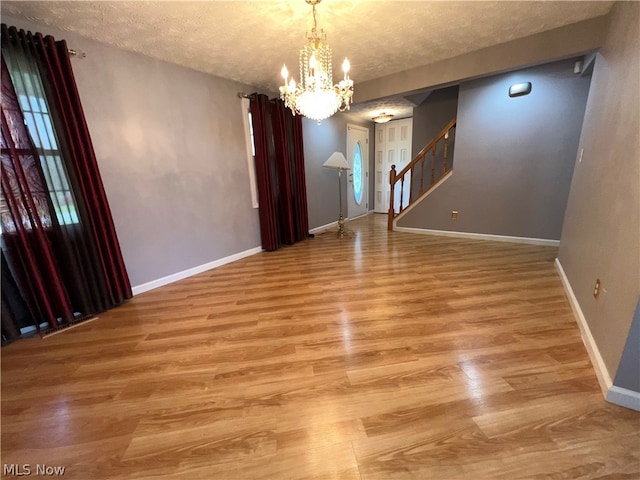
[374,118,413,213]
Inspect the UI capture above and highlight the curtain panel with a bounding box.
[1,251,32,344]
[1,25,132,336]
[1,56,75,327]
[250,94,309,251]
[32,31,132,306]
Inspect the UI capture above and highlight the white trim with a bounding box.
[309,211,373,235]
[554,258,612,396]
[347,211,372,222]
[309,220,338,235]
[394,226,560,247]
[393,170,453,226]
[606,386,640,412]
[132,246,263,296]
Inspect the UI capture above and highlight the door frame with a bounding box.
[346,124,370,219]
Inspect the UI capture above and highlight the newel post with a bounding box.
[388,164,396,231]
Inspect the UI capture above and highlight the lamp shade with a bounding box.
[323,152,350,170]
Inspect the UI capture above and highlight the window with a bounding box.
[5,56,79,226]
[353,141,363,205]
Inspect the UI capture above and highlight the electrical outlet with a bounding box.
[593,279,601,299]
[451,211,458,220]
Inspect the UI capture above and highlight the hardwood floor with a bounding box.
[2,214,638,479]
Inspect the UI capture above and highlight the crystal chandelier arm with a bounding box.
[342,58,350,81]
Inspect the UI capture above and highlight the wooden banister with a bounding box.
[388,164,396,231]
[388,117,456,231]
[394,117,457,181]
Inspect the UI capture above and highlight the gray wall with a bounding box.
[411,86,459,157]
[303,114,374,230]
[3,15,261,288]
[409,86,459,199]
[356,15,608,103]
[558,2,640,385]
[398,59,591,241]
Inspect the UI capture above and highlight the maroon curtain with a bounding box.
[1,251,32,344]
[291,110,309,241]
[250,94,308,251]
[1,56,74,327]
[250,94,280,251]
[271,101,295,244]
[1,25,132,335]
[33,32,131,305]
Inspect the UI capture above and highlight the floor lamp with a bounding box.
[323,152,351,238]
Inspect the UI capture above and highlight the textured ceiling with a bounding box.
[2,1,613,122]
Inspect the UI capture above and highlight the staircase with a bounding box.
[388,117,457,230]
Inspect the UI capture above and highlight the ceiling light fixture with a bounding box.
[509,82,532,97]
[372,112,394,123]
[279,0,354,124]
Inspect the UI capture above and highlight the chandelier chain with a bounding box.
[312,3,317,34]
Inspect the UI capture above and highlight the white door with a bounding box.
[374,118,413,213]
[346,124,369,219]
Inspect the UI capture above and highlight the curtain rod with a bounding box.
[2,25,86,58]
[237,92,251,99]
[68,48,86,59]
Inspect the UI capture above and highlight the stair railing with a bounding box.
[388,117,457,231]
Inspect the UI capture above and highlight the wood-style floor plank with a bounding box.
[2,214,638,479]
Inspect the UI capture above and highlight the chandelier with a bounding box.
[279,0,354,123]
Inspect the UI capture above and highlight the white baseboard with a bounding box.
[554,258,612,396]
[132,246,263,295]
[309,220,338,235]
[348,211,373,221]
[556,259,640,411]
[394,226,560,247]
[606,386,640,411]
[309,211,373,235]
